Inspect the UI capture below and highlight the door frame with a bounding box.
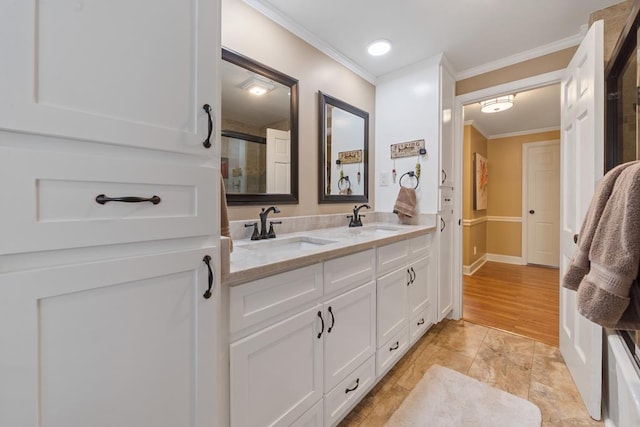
[522,139,560,266]
[452,69,564,319]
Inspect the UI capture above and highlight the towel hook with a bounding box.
[399,171,419,189]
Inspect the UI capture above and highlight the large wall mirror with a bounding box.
[318,91,369,203]
[221,48,299,205]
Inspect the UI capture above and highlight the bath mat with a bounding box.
[385,365,541,427]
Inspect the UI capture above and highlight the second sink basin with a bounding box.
[238,235,338,253]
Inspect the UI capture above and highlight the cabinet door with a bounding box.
[377,267,409,346]
[324,281,376,392]
[0,0,219,154]
[438,212,454,321]
[408,255,432,318]
[0,247,217,427]
[230,305,323,427]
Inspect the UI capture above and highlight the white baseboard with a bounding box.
[486,253,524,265]
[463,254,487,275]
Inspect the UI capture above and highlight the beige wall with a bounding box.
[486,130,560,258]
[222,0,375,221]
[589,0,634,69]
[462,125,488,266]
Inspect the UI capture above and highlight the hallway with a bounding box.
[463,261,560,346]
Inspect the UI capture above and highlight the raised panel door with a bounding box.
[323,281,376,392]
[230,305,323,427]
[408,255,432,318]
[376,267,409,346]
[0,0,219,154]
[0,247,217,427]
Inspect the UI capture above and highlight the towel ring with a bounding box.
[399,171,419,189]
[338,176,351,191]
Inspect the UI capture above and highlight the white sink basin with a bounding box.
[237,235,337,253]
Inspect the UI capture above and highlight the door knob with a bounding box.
[529,210,535,214]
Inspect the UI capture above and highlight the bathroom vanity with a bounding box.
[221,217,438,427]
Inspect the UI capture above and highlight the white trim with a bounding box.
[522,139,560,267]
[242,0,376,84]
[489,126,561,140]
[462,217,487,226]
[454,70,564,326]
[457,70,564,106]
[463,254,487,276]
[487,216,522,223]
[456,33,581,80]
[486,253,525,265]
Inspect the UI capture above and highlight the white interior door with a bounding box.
[266,128,291,193]
[559,20,604,421]
[525,141,560,267]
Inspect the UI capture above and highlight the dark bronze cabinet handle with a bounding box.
[317,311,324,339]
[345,378,359,394]
[202,104,213,148]
[327,306,335,333]
[529,210,535,214]
[389,341,399,351]
[440,217,446,232]
[407,268,412,286]
[417,318,425,326]
[202,255,214,299]
[574,234,579,244]
[95,194,161,205]
[441,169,447,184]
[410,267,416,283]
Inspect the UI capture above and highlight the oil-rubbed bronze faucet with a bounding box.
[347,204,371,227]
[259,206,280,238]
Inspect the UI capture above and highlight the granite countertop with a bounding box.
[221,220,436,287]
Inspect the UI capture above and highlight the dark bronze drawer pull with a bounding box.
[317,311,324,339]
[417,318,425,326]
[390,341,399,351]
[95,194,161,205]
[203,104,213,148]
[202,255,214,299]
[327,306,335,333]
[345,378,359,394]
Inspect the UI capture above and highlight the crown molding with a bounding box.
[488,126,561,140]
[243,0,376,84]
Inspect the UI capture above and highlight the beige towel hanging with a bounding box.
[393,187,417,220]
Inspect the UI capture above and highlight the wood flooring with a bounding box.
[463,261,560,346]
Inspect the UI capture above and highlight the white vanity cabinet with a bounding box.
[376,234,434,376]
[229,250,376,427]
[0,0,222,426]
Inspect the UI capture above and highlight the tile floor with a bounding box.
[339,320,602,426]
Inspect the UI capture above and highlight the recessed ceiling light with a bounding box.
[367,40,391,56]
[241,77,275,96]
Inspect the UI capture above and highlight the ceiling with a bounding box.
[243,0,625,137]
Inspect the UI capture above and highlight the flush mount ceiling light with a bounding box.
[367,39,392,56]
[241,77,275,96]
[480,95,515,113]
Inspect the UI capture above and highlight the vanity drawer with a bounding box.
[0,147,216,255]
[376,239,411,276]
[376,327,409,378]
[409,233,432,259]
[324,356,375,426]
[324,249,375,297]
[229,264,323,336]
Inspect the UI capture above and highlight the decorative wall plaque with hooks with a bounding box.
[390,139,426,159]
[338,149,363,164]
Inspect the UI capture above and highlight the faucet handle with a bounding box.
[267,220,282,239]
[244,222,259,240]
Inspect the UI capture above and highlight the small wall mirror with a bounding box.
[221,48,299,205]
[318,91,369,203]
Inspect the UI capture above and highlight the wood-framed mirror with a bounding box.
[221,48,299,205]
[318,91,369,203]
